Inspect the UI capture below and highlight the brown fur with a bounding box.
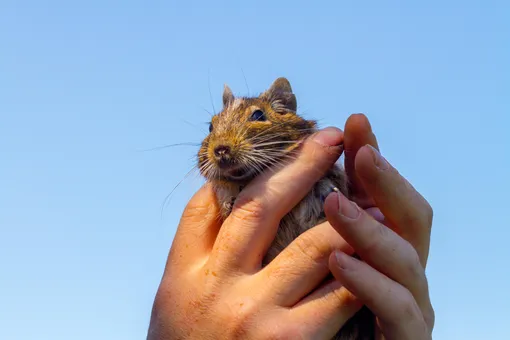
[197,77,375,339]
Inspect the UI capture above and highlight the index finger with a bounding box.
[355,145,433,267]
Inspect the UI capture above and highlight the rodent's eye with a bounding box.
[249,110,266,122]
[208,123,213,133]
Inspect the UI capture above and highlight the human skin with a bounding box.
[147,114,434,339]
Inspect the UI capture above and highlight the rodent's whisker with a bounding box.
[246,120,298,142]
[255,155,291,175]
[201,162,217,179]
[161,165,199,218]
[250,154,299,171]
[243,156,264,176]
[248,127,316,144]
[246,150,297,173]
[138,142,201,152]
[251,141,301,148]
[248,148,283,155]
[201,107,214,118]
[242,153,268,172]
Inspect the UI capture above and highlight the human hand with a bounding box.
[343,115,431,265]
[326,114,435,339]
[147,127,364,339]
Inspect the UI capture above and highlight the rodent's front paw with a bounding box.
[220,197,235,217]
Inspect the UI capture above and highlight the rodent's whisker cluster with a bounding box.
[247,127,317,144]
[245,149,298,175]
[198,157,218,181]
[247,121,316,144]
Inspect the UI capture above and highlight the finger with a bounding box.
[287,279,362,339]
[324,192,434,326]
[209,127,344,272]
[355,145,433,266]
[365,207,385,224]
[343,113,379,209]
[255,222,353,306]
[330,251,431,339]
[168,183,222,269]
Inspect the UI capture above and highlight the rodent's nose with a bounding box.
[214,145,231,157]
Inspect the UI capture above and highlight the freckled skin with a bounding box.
[197,77,375,340]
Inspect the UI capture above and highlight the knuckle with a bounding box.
[230,194,267,224]
[332,285,357,307]
[403,244,424,281]
[396,288,422,321]
[425,303,436,330]
[423,200,434,228]
[400,178,434,231]
[292,231,329,262]
[220,299,259,338]
[362,223,390,254]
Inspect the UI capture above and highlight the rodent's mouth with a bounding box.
[222,165,255,182]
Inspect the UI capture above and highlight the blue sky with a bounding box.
[1,1,509,339]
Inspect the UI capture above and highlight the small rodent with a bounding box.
[197,77,375,340]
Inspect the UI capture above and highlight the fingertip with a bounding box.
[356,144,375,160]
[190,182,216,206]
[171,183,223,267]
[330,250,351,271]
[355,145,395,183]
[344,114,379,153]
[181,183,220,223]
[323,190,340,218]
[345,113,372,134]
[312,126,344,147]
[328,251,358,286]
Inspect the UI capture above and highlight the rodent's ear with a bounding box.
[223,84,235,108]
[261,77,297,113]
[268,77,293,93]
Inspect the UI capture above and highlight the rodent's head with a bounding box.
[198,77,317,184]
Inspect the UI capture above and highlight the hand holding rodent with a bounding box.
[146,115,434,339]
[148,127,361,339]
[326,115,434,339]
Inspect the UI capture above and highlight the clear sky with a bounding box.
[1,1,509,339]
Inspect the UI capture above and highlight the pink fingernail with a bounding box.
[367,145,389,170]
[312,127,343,147]
[334,251,351,270]
[337,193,361,220]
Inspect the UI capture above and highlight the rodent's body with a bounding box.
[198,78,374,339]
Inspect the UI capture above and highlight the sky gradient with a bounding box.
[1,1,509,339]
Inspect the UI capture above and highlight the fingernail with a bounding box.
[334,251,351,270]
[337,192,360,219]
[321,186,340,203]
[367,145,389,170]
[312,127,343,146]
